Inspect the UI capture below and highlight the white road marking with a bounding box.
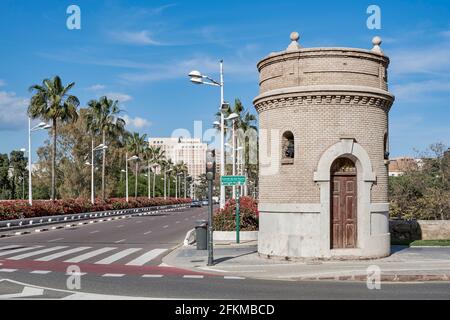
[0,246,43,257]
[8,246,68,260]
[126,249,168,266]
[163,225,169,228]
[89,231,99,234]
[102,273,125,277]
[144,231,152,235]
[65,272,87,276]
[48,238,64,242]
[224,276,246,280]
[35,247,91,261]
[0,269,17,272]
[95,248,141,265]
[142,274,163,278]
[64,247,116,263]
[183,275,204,279]
[176,221,180,224]
[0,245,21,251]
[114,239,126,243]
[30,270,52,274]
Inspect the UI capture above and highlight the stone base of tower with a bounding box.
[257,206,391,260]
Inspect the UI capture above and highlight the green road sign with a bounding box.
[221,175,246,186]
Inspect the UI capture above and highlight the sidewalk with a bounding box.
[163,241,450,282]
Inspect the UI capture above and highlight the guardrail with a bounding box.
[0,203,190,232]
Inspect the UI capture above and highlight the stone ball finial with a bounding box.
[287,31,301,51]
[371,36,383,54]
[290,32,300,42]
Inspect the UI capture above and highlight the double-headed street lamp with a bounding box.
[189,60,228,209]
[125,153,139,202]
[28,118,51,205]
[86,142,108,204]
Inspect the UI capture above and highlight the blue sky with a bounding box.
[0,0,449,159]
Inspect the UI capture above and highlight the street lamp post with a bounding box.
[28,118,51,206]
[125,153,139,203]
[86,141,108,204]
[189,60,227,209]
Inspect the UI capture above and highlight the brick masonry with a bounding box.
[253,33,395,259]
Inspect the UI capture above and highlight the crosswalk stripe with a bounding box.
[8,246,68,260]
[0,246,42,257]
[64,247,116,263]
[95,248,141,265]
[125,249,167,266]
[35,247,91,261]
[0,245,22,251]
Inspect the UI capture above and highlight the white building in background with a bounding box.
[149,137,207,180]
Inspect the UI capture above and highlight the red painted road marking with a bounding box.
[0,259,218,277]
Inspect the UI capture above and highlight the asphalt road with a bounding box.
[0,206,449,300]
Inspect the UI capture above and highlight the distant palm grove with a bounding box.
[0,76,258,202]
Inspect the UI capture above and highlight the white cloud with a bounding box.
[111,30,160,46]
[391,80,450,102]
[390,43,450,76]
[120,55,257,83]
[123,115,151,130]
[0,79,5,87]
[0,91,29,131]
[105,92,132,103]
[87,84,106,91]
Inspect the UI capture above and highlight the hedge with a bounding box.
[213,197,259,231]
[0,197,191,221]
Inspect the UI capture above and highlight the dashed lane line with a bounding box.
[114,239,126,244]
[30,270,52,274]
[102,273,125,278]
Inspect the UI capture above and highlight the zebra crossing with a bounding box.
[0,244,168,267]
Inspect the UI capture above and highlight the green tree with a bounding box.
[28,76,80,200]
[0,154,11,199]
[9,150,28,199]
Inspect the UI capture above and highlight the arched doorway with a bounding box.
[330,157,357,249]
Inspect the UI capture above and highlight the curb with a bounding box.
[296,273,450,282]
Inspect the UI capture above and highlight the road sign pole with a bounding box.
[208,179,214,265]
[236,188,240,244]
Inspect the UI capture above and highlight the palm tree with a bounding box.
[214,99,257,195]
[126,132,148,198]
[85,97,125,201]
[145,146,165,198]
[28,76,80,200]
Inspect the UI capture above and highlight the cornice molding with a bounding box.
[254,85,394,113]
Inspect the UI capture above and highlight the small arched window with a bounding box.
[281,131,295,165]
[384,132,389,160]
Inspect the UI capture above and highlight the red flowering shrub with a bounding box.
[0,197,191,221]
[213,197,259,231]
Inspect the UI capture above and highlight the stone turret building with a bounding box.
[253,33,395,259]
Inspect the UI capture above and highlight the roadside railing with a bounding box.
[0,203,190,232]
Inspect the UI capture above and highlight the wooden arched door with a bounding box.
[330,158,357,249]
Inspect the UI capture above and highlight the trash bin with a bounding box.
[195,220,208,250]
